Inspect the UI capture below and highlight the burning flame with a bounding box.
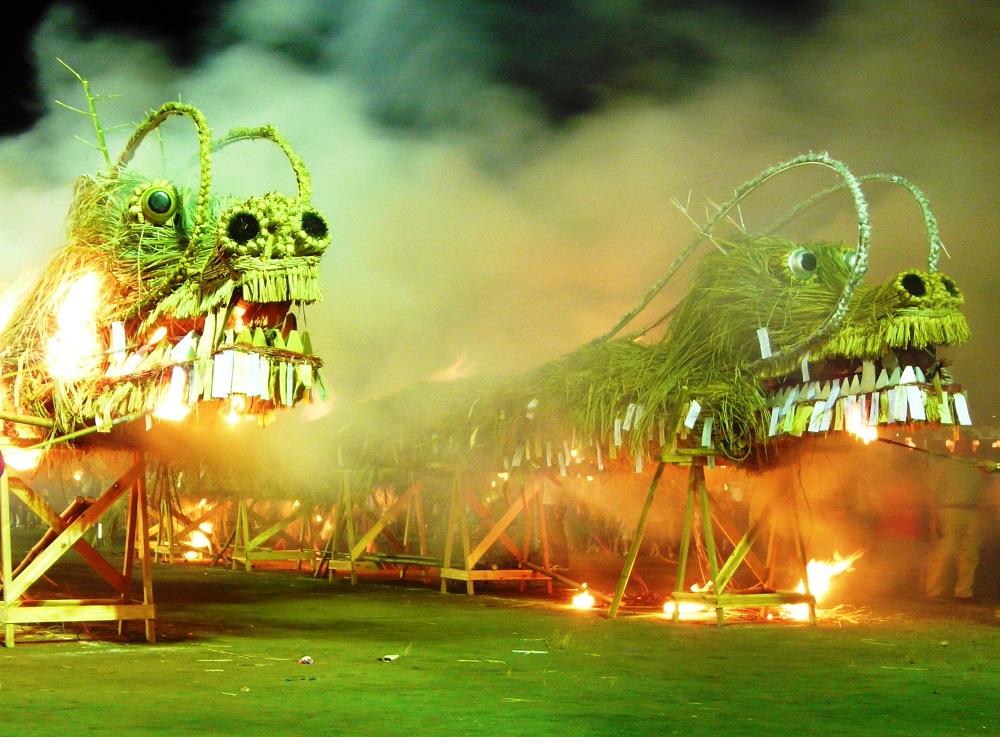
[845,403,878,444]
[783,550,864,621]
[663,582,712,619]
[187,523,214,554]
[2,446,43,471]
[572,586,595,609]
[45,272,101,382]
[225,395,247,425]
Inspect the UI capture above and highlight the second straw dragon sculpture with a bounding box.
[335,154,971,476]
[0,69,331,447]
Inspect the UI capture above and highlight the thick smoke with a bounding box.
[1,0,998,494]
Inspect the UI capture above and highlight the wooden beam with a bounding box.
[465,477,543,569]
[3,463,142,602]
[349,483,420,560]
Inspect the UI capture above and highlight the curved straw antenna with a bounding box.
[115,102,216,316]
[598,152,873,374]
[212,124,312,202]
[763,172,945,271]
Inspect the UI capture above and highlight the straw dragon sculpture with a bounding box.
[0,73,330,448]
[335,154,971,476]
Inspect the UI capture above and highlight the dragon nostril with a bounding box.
[900,272,926,298]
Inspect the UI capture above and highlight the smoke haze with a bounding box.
[1,0,998,485]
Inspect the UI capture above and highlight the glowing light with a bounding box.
[844,403,878,444]
[73,470,82,482]
[572,587,595,609]
[45,272,101,381]
[146,326,168,346]
[225,395,247,425]
[663,582,712,619]
[232,304,247,332]
[189,530,211,549]
[183,551,201,561]
[783,550,864,621]
[3,447,42,471]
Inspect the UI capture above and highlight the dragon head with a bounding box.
[1,102,331,441]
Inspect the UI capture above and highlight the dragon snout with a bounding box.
[889,269,963,310]
[216,192,330,263]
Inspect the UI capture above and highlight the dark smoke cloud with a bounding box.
[1,0,999,490]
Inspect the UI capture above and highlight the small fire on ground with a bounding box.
[664,550,864,621]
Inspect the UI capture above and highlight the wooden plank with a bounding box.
[1,470,15,646]
[2,602,156,624]
[440,477,461,593]
[670,591,815,608]
[134,460,156,642]
[440,567,549,582]
[233,549,315,561]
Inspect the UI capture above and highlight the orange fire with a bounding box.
[663,582,712,619]
[783,550,864,621]
[844,402,878,444]
[2,446,43,471]
[45,272,101,382]
[572,586,595,609]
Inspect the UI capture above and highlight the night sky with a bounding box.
[2,1,998,475]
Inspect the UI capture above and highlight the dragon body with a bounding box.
[335,154,971,477]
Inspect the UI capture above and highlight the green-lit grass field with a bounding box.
[1,549,998,737]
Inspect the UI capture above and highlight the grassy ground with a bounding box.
[1,545,999,737]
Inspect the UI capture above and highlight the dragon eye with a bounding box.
[787,248,818,280]
[842,249,858,271]
[940,275,959,298]
[228,212,261,245]
[140,186,178,224]
[301,211,328,240]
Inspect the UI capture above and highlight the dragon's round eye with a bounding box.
[140,186,178,224]
[787,248,818,280]
[301,211,328,240]
[940,275,959,298]
[842,249,858,271]
[228,212,261,245]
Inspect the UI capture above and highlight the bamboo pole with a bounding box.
[608,460,667,620]
[519,560,613,604]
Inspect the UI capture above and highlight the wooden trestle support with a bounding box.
[317,472,437,584]
[227,498,318,572]
[439,468,557,595]
[0,449,155,647]
[608,453,816,625]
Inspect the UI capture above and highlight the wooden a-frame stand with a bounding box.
[318,474,437,584]
[439,469,557,595]
[0,450,155,647]
[148,495,224,563]
[227,498,318,572]
[608,454,815,624]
